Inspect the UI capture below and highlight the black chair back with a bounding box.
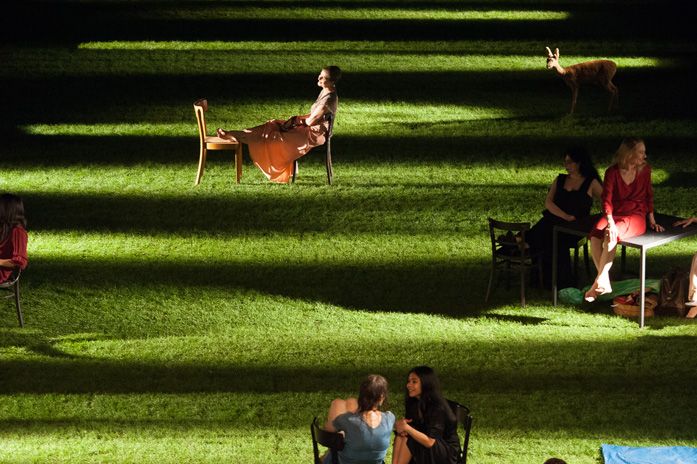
[447,399,473,464]
[293,112,335,184]
[311,416,344,464]
[0,268,23,327]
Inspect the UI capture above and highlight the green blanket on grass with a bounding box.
[558,278,661,306]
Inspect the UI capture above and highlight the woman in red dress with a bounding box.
[0,193,28,284]
[585,138,664,302]
[217,66,340,183]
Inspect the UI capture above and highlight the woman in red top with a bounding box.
[0,193,28,284]
[585,138,663,302]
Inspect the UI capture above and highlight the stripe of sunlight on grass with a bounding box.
[77,39,697,56]
[130,7,571,21]
[19,112,697,140]
[2,45,670,77]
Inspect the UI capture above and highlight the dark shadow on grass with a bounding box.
[1,334,697,399]
[2,1,695,44]
[0,328,75,359]
[4,132,697,168]
[9,187,554,235]
[2,67,696,126]
[19,251,697,320]
[475,313,547,325]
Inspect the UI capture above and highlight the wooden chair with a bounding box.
[193,99,243,185]
[447,399,473,464]
[0,268,24,327]
[486,218,544,307]
[311,416,344,464]
[292,112,335,185]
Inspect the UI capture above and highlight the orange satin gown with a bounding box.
[244,91,338,183]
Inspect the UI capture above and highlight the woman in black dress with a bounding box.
[392,366,461,464]
[526,147,603,288]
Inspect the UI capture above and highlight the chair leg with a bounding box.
[325,147,333,185]
[583,242,590,277]
[14,282,23,328]
[520,263,526,307]
[195,147,206,185]
[292,160,298,183]
[573,246,579,283]
[235,145,242,184]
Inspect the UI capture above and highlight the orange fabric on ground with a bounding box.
[244,119,329,183]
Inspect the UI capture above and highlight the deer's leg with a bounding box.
[570,87,578,114]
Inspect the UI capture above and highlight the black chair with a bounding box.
[293,112,335,184]
[311,416,344,464]
[571,236,591,284]
[447,400,473,464]
[0,268,24,327]
[486,218,544,307]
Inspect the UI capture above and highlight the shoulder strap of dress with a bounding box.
[556,174,566,191]
[580,175,594,193]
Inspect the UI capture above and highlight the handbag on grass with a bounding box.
[657,268,689,317]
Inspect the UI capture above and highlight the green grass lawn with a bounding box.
[2,1,697,463]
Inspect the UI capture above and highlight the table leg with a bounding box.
[640,248,646,328]
[553,227,558,306]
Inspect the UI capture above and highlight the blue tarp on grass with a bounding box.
[602,444,697,463]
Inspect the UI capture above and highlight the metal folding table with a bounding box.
[552,213,697,328]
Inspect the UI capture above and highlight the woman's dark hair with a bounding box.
[0,193,27,243]
[323,65,342,84]
[565,145,601,182]
[357,374,388,412]
[404,366,455,423]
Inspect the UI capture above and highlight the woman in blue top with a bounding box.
[324,374,395,464]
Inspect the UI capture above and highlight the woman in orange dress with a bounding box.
[217,66,340,183]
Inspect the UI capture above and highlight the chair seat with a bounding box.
[494,246,541,260]
[204,136,239,149]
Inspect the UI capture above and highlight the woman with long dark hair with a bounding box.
[217,65,341,183]
[392,366,461,464]
[323,374,395,464]
[0,193,28,284]
[526,146,603,288]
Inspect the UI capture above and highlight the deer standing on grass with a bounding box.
[546,47,619,115]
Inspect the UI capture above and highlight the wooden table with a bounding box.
[552,213,697,327]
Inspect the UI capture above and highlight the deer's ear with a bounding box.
[546,46,553,57]
[555,48,560,58]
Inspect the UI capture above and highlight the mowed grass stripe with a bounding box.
[1,47,669,77]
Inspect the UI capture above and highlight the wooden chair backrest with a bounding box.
[488,217,531,255]
[193,99,208,143]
